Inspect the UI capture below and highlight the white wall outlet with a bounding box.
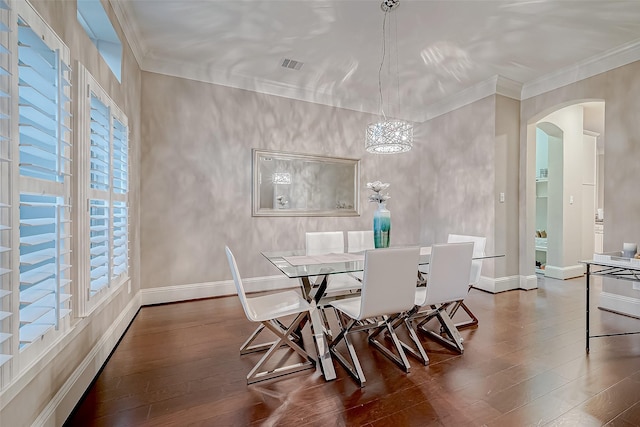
[499,192,505,203]
[569,195,574,204]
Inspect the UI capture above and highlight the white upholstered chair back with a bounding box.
[420,242,474,307]
[306,231,344,255]
[447,234,486,286]
[358,247,420,319]
[347,230,375,253]
[225,246,256,322]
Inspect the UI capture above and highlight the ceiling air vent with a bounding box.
[281,58,303,71]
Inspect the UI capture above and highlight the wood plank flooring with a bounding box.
[64,275,640,426]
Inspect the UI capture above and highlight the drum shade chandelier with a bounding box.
[365,0,413,154]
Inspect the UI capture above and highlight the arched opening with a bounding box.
[524,100,605,280]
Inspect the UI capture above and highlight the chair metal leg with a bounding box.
[400,316,430,365]
[368,314,412,373]
[240,321,303,355]
[378,307,430,366]
[448,301,478,329]
[240,324,273,355]
[447,286,479,330]
[246,312,315,384]
[414,305,439,329]
[419,308,465,354]
[329,316,367,387]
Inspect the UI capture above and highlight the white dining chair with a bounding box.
[347,230,375,281]
[446,234,486,329]
[347,230,375,253]
[305,231,362,292]
[398,242,473,365]
[328,246,420,387]
[225,246,315,384]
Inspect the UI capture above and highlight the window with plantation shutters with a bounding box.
[77,63,128,311]
[0,0,12,373]
[17,11,72,347]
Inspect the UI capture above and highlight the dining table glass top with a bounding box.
[262,247,501,279]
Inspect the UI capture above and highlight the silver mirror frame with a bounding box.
[252,149,360,217]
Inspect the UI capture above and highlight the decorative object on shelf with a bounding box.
[623,243,637,258]
[535,229,547,238]
[276,195,289,209]
[367,181,391,248]
[365,0,413,154]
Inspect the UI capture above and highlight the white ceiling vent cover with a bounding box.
[281,58,303,70]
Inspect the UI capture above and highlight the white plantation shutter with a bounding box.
[111,117,128,280]
[17,13,72,347]
[0,0,12,372]
[112,118,127,195]
[77,64,128,310]
[89,94,109,295]
[90,95,109,191]
[112,201,127,278]
[89,199,108,295]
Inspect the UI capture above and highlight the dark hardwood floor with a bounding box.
[65,275,640,426]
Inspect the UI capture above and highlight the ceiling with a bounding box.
[113,0,640,122]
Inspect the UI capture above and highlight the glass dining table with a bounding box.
[262,246,502,381]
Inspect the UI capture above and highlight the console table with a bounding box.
[582,256,640,353]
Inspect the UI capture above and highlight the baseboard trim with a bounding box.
[599,291,640,319]
[32,292,141,427]
[140,275,300,306]
[474,275,524,294]
[544,264,585,280]
[520,274,539,290]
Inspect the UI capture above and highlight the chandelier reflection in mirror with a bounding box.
[365,0,413,154]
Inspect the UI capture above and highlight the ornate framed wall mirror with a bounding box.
[252,149,360,217]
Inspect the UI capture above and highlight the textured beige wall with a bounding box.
[140,71,422,289]
[1,1,142,426]
[418,96,498,274]
[495,95,521,277]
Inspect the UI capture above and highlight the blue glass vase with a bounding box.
[373,202,391,248]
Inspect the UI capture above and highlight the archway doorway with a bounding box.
[525,101,604,280]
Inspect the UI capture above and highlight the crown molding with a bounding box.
[133,32,638,124]
[417,75,523,122]
[418,75,502,122]
[144,53,503,124]
[140,56,433,121]
[109,0,147,68]
[496,76,523,100]
[521,39,640,100]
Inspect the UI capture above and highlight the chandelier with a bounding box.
[365,0,413,154]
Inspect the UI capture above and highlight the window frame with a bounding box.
[7,0,73,373]
[75,62,129,316]
[0,0,13,386]
[76,0,122,83]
